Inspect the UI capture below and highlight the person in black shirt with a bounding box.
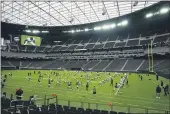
[4,74,7,79]
[164,84,169,96]
[156,85,161,99]
[38,78,41,85]
[110,78,113,86]
[93,86,96,96]
[114,83,118,91]
[140,75,143,81]
[161,81,163,87]
[86,82,89,91]
[156,73,159,80]
[1,81,4,88]
[48,79,51,87]
[126,78,128,86]
[16,88,23,100]
[3,78,6,83]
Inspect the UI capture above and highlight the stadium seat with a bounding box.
[118,112,126,114]
[93,109,100,113]
[70,107,76,111]
[110,111,117,114]
[63,105,70,111]
[77,107,84,112]
[84,108,93,114]
[101,110,109,114]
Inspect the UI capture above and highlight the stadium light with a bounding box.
[71,30,75,33]
[85,28,89,32]
[102,25,110,30]
[160,7,169,14]
[145,13,153,18]
[154,12,160,15]
[25,30,31,33]
[63,31,68,33]
[32,30,40,34]
[121,20,128,26]
[42,30,49,33]
[117,23,122,26]
[76,29,80,32]
[94,26,101,30]
[54,41,61,43]
[110,24,116,28]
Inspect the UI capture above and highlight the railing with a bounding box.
[2,92,170,114]
[44,96,169,114]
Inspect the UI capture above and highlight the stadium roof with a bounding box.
[1,1,158,27]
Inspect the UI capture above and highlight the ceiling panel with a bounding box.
[1,1,158,26]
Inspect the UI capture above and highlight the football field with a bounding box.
[1,70,170,113]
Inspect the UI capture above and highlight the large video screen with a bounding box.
[21,35,41,46]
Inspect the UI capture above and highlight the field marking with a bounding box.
[3,83,170,107]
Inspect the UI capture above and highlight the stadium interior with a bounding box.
[1,1,170,114]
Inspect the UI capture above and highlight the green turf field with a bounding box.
[1,70,170,113]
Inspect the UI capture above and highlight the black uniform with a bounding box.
[140,75,143,80]
[93,87,96,95]
[156,74,159,80]
[164,85,169,96]
[4,74,7,79]
[156,85,161,99]
[110,78,113,86]
[38,78,40,82]
[1,81,4,88]
[48,79,51,87]
[86,82,89,91]
[3,79,6,83]
[161,81,163,87]
[156,86,161,93]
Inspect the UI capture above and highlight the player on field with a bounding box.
[67,82,72,90]
[56,78,61,86]
[140,75,143,81]
[110,78,113,86]
[93,86,96,96]
[161,81,164,87]
[164,84,169,96]
[126,78,128,86]
[1,80,5,88]
[38,78,41,85]
[86,82,89,91]
[4,74,7,80]
[9,72,12,76]
[48,78,51,87]
[27,73,31,81]
[165,84,169,95]
[114,83,118,90]
[156,85,161,99]
[76,80,79,90]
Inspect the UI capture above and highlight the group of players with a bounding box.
[156,80,169,99]
[1,70,169,98]
[1,72,12,88]
[27,70,129,95]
